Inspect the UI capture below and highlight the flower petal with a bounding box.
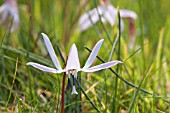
[120,20,125,32]
[104,5,124,31]
[120,9,137,19]
[9,1,19,32]
[103,10,115,26]
[79,6,106,31]
[41,33,62,70]
[82,60,122,72]
[65,44,80,71]
[27,62,64,73]
[83,39,104,69]
[103,5,117,26]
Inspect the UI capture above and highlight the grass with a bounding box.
[1,0,170,112]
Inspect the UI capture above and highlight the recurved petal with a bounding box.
[83,39,104,69]
[103,5,117,26]
[120,9,137,19]
[79,6,106,32]
[120,19,125,32]
[41,33,62,70]
[65,44,80,71]
[82,60,122,72]
[26,62,63,73]
[103,10,115,26]
[79,10,99,31]
[10,13,19,32]
[105,5,125,32]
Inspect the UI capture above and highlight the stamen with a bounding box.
[72,70,78,79]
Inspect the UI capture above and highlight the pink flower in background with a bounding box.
[27,33,122,94]
[0,0,19,32]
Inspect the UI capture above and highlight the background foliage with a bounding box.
[0,0,170,112]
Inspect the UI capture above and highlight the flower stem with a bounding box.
[94,0,113,45]
[61,72,66,113]
[75,79,100,113]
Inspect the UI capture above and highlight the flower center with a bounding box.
[68,69,77,79]
[67,69,78,94]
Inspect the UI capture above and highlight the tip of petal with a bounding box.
[118,61,123,63]
[71,43,76,48]
[100,39,104,42]
[114,60,123,64]
[41,32,46,36]
[66,43,80,70]
[41,33,48,40]
[26,62,31,65]
[97,39,104,46]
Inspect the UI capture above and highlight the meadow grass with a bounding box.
[0,0,170,112]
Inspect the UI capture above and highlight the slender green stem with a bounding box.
[138,0,146,69]
[113,11,121,113]
[2,45,53,67]
[93,0,113,44]
[86,6,103,40]
[5,57,18,107]
[85,47,170,103]
[56,44,65,64]
[0,32,6,85]
[128,62,152,113]
[75,79,100,113]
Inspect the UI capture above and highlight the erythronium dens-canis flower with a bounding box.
[27,33,122,94]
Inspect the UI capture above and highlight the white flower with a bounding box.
[27,33,122,94]
[79,4,137,32]
[0,0,19,32]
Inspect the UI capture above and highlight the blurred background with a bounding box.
[0,0,170,112]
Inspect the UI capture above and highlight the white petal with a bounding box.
[26,62,64,73]
[41,33,62,70]
[9,2,19,31]
[71,86,78,95]
[107,5,117,14]
[79,10,99,31]
[103,5,117,26]
[120,9,137,19]
[83,39,104,69]
[120,19,125,32]
[79,6,106,31]
[104,5,124,31]
[103,10,115,26]
[11,15,19,32]
[82,61,122,72]
[65,44,80,71]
